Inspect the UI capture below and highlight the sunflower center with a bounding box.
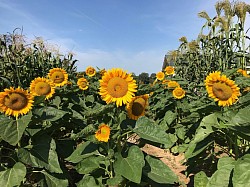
[4,93,28,110]
[107,77,128,98]
[212,82,233,101]
[51,72,65,83]
[175,88,184,96]
[132,98,146,116]
[101,128,107,134]
[35,82,51,95]
[81,81,87,88]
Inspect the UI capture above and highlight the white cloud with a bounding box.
[75,49,166,75]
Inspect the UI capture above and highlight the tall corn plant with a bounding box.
[169,0,250,85]
[0,28,78,90]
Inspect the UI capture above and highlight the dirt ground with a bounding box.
[141,144,190,186]
[128,134,190,187]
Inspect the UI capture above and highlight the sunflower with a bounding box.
[0,87,34,117]
[99,68,137,107]
[99,68,107,76]
[95,124,110,142]
[172,87,185,99]
[86,66,96,77]
[156,72,165,81]
[126,94,149,120]
[205,71,240,107]
[165,66,175,75]
[167,81,180,88]
[30,77,55,99]
[237,69,249,77]
[48,68,68,87]
[162,79,170,85]
[77,78,89,90]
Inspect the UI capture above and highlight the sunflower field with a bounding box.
[1,1,250,187]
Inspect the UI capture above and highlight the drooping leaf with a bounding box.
[34,106,68,121]
[65,141,99,163]
[114,145,145,184]
[0,162,26,187]
[233,154,250,187]
[0,113,32,145]
[194,171,208,187]
[232,105,250,125]
[76,156,105,174]
[203,157,235,187]
[133,116,174,148]
[106,175,124,186]
[17,135,63,173]
[40,170,68,187]
[143,155,179,184]
[76,175,100,187]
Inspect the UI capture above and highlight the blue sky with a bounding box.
[0,0,249,75]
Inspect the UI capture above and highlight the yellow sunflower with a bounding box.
[48,68,68,87]
[168,81,180,88]
[165,66,175,75]
[237,69,249,77]
[77,78,89,90]
[0,87,34,117]
[95,124,110,142]
[86,66,96,77]
[30,77,55,100]
[99,68,137,107]
[172,87,185,99]
[99,69,107,76]
[205,71,240,107]
[126,94,149,120]
[156,71,165,81]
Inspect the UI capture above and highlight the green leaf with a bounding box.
[40,170,68,187]
[143,155,178,184]
[18,135,63,173]
[52,96,61,108]
[163,111,177,125]
[205,157,235,187]
[76,175,100,187]
[76,156,104,174]
[193,114,218,143]
[35,106,68,121]
[133,117,174,147]
[114,145,145,184]
[0,113,32,145]
[0,162,26,187]
[106,175,124,186]
[232,105,250,125]
[194,171,208,187]
[85,95,95,103]
[233,154,250,187]
[65,141,99,163]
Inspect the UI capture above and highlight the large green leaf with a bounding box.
[207,157,235,187]
[76,175,100,187]
[233,154,250,187]
[143,155,178,184]
[114,145,145,184]
[76,156,105,174]
[34,106,68,121]
[40,170,68,187]
[0,113,32,145]
[133,116,174,147]
[65,141,99,163]
[194,171,208,187]
[17,135,63,173]
[232,105,250,125]
[0,162,26,187]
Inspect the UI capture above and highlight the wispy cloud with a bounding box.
[70,9,110,31]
